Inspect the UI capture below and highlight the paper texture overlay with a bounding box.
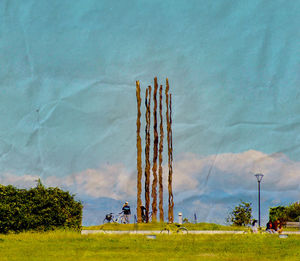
[0,0,299,226]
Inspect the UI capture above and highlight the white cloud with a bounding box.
[173,150,300,196]
[1,150,299,210]
[0,173,39,188]
[0,164,135,201]
[170,150,300,224]
[45,164,136,200]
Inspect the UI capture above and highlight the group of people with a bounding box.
[121,202,149,223]
[120,204,285,233]
[103,202,148,224]
[266,219,283,234]
[251,219,283,233]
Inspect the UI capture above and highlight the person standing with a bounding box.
[122,202,131,224]
[251,220,258,233]
[140,205,147,222]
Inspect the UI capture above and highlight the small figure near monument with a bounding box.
[122,202,131,224]
[140,205,147,222]
[251,220,258,233]
[266,220,275,233]
[273,219,283,234]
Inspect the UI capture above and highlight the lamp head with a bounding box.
[255,173,264,182]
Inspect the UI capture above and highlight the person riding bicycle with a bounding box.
[122,202,131,224]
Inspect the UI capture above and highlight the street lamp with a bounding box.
[254,173,264,227]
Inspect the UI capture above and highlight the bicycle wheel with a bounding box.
[103,218,112,224]
[118,215,126,224]
[177,227,188,234]
[148,213,153,223]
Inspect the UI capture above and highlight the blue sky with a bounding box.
[0,0,299,225]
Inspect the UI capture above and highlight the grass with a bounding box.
[83,222,248,231]
[284,227,300,232]
[83,222,299,232]
[0,230,299,260]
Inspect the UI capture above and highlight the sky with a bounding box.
[0,0,300,226]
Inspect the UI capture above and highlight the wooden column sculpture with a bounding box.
[136,77,174,223]
[151,78,158,222]
[144,86,152,222]
[169,93,174,223]
[165,79,174,223]
[158,84,164,222]
[136,81,142,223]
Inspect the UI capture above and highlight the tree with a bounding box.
[227,201,252,226]
[269,206,287,222]
[285,202,300,222]
[269,202,300,222]
[0,181,82,233]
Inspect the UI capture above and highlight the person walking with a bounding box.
[122,202,131,224]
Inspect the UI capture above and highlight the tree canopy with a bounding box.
[269,202,300,222]
[227,201,252,226]
[0,180,82,233]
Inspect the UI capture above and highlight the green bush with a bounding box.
[226,201,252,226]
[285,202,300,222]
[0,180,82,233]
[269,202,300,222]
[269,206,287,222]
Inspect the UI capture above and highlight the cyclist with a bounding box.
[122,202,131,224]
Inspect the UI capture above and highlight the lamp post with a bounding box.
[254,173,264,227]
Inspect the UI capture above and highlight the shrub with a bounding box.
[227,201,252,226]
[285,202,300,222]
[0,180,82,233]
[269,202,300,222]
[269,206,287,222]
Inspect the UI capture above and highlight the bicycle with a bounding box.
[103,212,128,224]
[115,211,129,224]
[160,223,188,234]
[142,211,153,223]
[103,213,115,224]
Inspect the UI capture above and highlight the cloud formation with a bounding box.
[0,173,39,188]
[1,150,299,224]
[0,164,136,200]
[1,150,299,200]
[172,150,300,223]
[173,150,300,196]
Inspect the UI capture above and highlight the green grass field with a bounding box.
[0,230,299,261]
[83,222,248,231]
[83,222,299,232]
